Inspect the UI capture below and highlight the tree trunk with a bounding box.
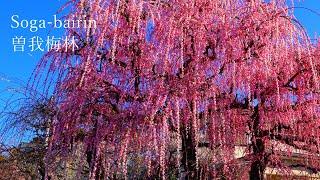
[181,123,198,179]
[249,104,267,180]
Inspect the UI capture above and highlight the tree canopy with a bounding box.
[30,0,320,179]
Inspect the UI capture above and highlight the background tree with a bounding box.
[0,137,46,179]
[38,0,320,179]
[0,89,55,180]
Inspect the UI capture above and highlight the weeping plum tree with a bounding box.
[38,0,320,179]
